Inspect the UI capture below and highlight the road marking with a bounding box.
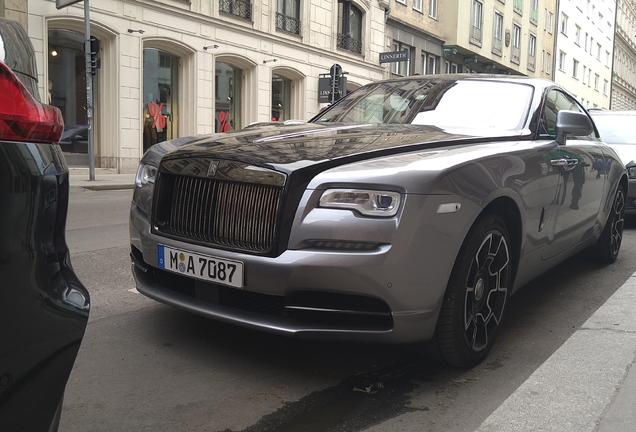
[128,288,139,294]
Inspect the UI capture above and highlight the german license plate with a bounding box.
[157,245,244,288]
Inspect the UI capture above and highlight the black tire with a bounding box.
[588,186,626,264]
[428,214,512,368]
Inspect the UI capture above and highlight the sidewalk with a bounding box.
[477,270,636,432]
[69,168,136,190]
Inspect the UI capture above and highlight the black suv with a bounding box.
[0,17,90,431]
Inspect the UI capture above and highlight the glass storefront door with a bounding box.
[48,29,98,164]
[271,74,291,121]
[143,48,178,151]
[215,62,242,132]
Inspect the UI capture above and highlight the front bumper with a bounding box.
[129,195,464,344]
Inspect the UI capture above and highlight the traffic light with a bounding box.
[89,36,100,75]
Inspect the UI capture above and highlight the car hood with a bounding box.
[158,123,525,174]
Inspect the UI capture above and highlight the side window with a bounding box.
[541,89,586,137]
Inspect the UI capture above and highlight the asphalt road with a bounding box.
[60,187,636,432]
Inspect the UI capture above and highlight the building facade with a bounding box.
[611,0,636,109]
[349,0,561,79]
[1,0,28,29]
[553,0,616,109]
[439,0,556,77]
[381,0,446,77]
[27,0,388,173]
[541,0,557,79]
[11,0,628,172]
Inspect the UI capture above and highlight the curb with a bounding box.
[77,184,134,191]
[476,272,636,432]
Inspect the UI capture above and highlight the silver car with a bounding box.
[589,110,636,214]
[130,76,627,368]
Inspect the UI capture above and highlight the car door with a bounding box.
[540,89,606,259]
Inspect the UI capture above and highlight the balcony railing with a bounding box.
[470,25,482,43]
[492,37,502,55]
[530,9,538,24]
[219,0,252,21]
[337,33,362,54]
[276,13,301,35]
[528,55,535,71]
[511,46,520,64]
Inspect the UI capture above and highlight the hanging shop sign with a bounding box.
[379,50,410,64]
[318,64,347,104]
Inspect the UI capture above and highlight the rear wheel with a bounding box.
[588,186,625,264]
[428,214,511,368]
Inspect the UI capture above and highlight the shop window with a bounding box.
[422,53,438,74]
[215,62,242,132]
[143,48,179,151]
[271,74,291,121]
[391,42,411,76]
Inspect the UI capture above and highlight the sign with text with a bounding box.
[318,76,347,103]
[379,50,410,64]
[318,77,331,103]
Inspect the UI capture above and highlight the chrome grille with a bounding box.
[154,173,284,253]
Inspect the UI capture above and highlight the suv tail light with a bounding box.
[0,61,64,143]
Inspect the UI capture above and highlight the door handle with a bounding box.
[551,158,579,170]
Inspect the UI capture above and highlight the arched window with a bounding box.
[270,67,305,120]
[337,0,362,54]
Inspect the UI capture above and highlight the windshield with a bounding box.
[592,114,636,144]
[313,78,534,132]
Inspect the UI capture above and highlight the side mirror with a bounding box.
[555,110,594,146]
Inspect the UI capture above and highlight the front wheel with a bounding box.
[427,214,512,368]
[587,186,625,264]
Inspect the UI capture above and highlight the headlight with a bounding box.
[627,166,636,179]
[135,163,157,187]
[319,189,401,217]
